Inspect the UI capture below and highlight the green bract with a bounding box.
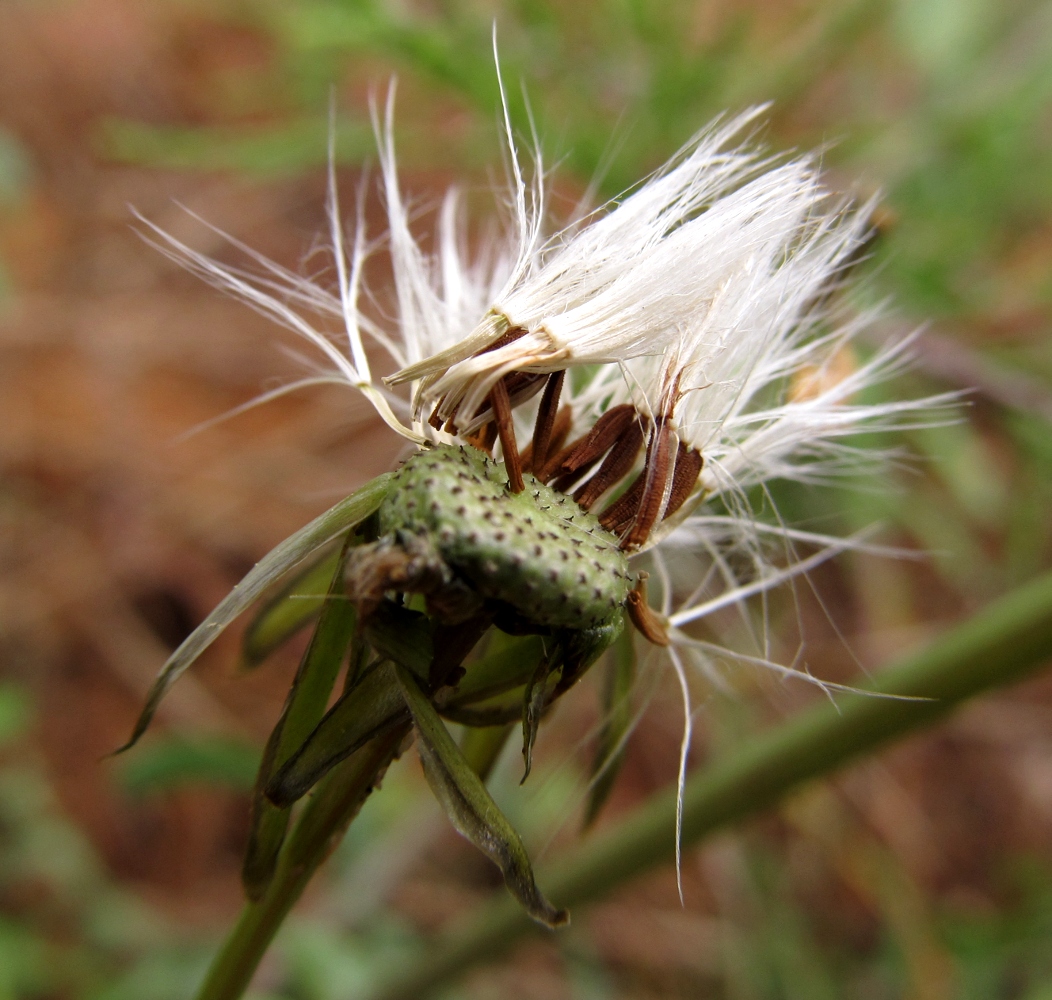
[379,444,630,630]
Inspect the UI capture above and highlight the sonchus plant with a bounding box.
[124,86,948,944]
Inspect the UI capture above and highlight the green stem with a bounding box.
[368,569,1052,1000]
[195,724,410,1000]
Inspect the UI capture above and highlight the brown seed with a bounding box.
[561,404,637,473]
[625,574,669,646]
[663,442,703,520]
[624,418,673,548]
[528,370,566,472]
[598,472,646,535]
[574,418,645,510]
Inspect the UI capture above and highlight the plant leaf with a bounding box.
[243,542,358,899]
[241,546,343,668]
[585,627,636,827]
[115,473,392,753]
[393,662,568,928]
[266,662,407,808]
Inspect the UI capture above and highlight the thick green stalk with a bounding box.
[195,724,410,1000]
[368,569,1052,1000]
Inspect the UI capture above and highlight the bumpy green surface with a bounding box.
[378,445,630,629]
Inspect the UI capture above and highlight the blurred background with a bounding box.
[2,0,1052,997]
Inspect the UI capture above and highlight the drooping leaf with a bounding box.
[393,662,568,928]
[266,662,407,808]
[585,627,636,827]
[516,618,623,783]
[243,542,358,898]
[115,473,392,753]
[241,546,343,668]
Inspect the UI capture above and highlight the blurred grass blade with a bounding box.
[393,662,569,929]
[267,662,407,808]
[243,542,357,899]
[115,474,392,754]
[241,547,342,668]
[585,627,636,827]
[100,115,375,174]
[368,569,1052,1000]
[118,736,260,795]
[0,684,31,746]
[459,724,514,782]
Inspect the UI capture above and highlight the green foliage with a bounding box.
[0,685,31,748]
[117,735,262,796]
[394,661,568,927]
[277,917,419,1000]
[945,860,1052,999]
[0,126,31,305]
[242,546,343,669]
[99,116,375,177]
[243,543,356,897]
[0,127,31,207]
[0,683,213,999]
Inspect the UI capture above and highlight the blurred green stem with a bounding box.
[368,569,1052,1000]
[195,723,410,1000]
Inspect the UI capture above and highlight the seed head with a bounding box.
[135,82,955,875]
